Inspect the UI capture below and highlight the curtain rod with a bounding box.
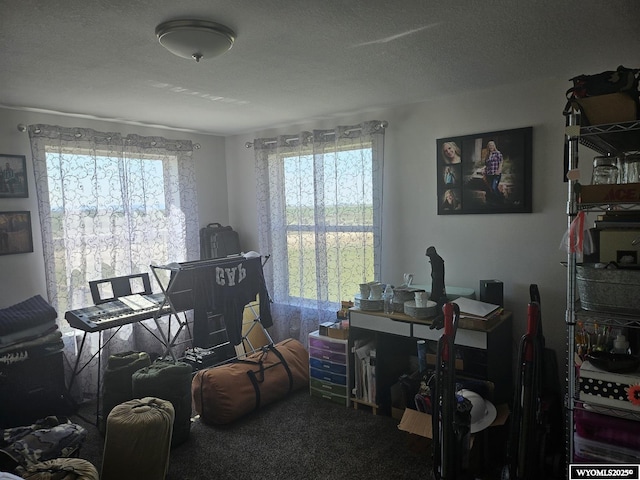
[18,124,201,150]
[245,120,388,148]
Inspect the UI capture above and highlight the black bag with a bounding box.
[566,65,639,100]
[565,66,640,126]
[199,222,241,259]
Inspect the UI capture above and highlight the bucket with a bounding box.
[576,264,640,314]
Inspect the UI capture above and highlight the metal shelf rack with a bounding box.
[564,112,640,465]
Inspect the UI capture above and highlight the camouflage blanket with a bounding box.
[0,472,23,479]
[0,417,86,470]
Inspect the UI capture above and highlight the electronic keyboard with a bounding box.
[64,293,171,333]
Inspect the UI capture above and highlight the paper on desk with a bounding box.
[452,297,500,318]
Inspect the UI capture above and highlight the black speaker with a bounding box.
[0,351,71,427]
[480,280,503,307]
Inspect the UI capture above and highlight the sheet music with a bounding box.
[452,296,500,318]
[119,294,157,311]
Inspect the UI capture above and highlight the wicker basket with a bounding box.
[576,264,640,314]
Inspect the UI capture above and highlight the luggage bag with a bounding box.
[199,222,241,260]
[132,360,193,447]
[100,351,151,434]
[101,397,174,480]
[192,338,309,425]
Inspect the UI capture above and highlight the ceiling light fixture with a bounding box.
[155,19,236,63]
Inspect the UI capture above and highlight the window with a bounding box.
[29,125,199,400]
[43,150,178,326]
[30,126,199,320]
[254,121,386,340]
[282,147,376,303]
[29,125,199,402]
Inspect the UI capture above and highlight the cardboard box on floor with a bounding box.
[397,402,510,443]
[398,404,512,470]
[391,370,485,422]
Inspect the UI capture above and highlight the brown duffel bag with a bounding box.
[192,338,309,425]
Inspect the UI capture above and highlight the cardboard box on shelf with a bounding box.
[327,325,349,340]
[318,322,334,336]
[579,183,640,204]
[570,93,638,126]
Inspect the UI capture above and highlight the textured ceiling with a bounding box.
[1,0,639,136]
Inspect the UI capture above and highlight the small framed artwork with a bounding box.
[0,211,34,255]
[437,127,533,214]
[0,154,28,198]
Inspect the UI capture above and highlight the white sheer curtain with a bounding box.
[29,124,199,402]
[254,121,386,345]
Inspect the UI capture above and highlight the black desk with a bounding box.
[349,308,513,414]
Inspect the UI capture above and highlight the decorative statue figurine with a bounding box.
[426,246,447,329]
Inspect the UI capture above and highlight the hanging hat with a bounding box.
[457,389,497,434]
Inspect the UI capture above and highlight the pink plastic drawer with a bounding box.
[575,408,640,451]
[308,335,346,353]
[574,433,640,464]
[309,346,346,364]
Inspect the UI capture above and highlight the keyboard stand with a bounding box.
[68,313,181,426]
[66,272,193,426]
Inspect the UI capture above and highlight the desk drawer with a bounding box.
[350,312,411,336]
[413,323,487,349]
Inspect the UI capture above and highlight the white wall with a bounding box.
[0,75,574,376]
[226,76,571,369]
[0,108,228,307]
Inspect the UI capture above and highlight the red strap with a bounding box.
[569,211,585,253]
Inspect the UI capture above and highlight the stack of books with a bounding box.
[595,211,640,229]
[451,297,503,330]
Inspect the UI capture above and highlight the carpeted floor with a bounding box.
[72,388,434,480]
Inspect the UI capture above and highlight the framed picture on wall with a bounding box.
[0,154,28,198]
[436,127,533,214]
[0,211,34,255]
